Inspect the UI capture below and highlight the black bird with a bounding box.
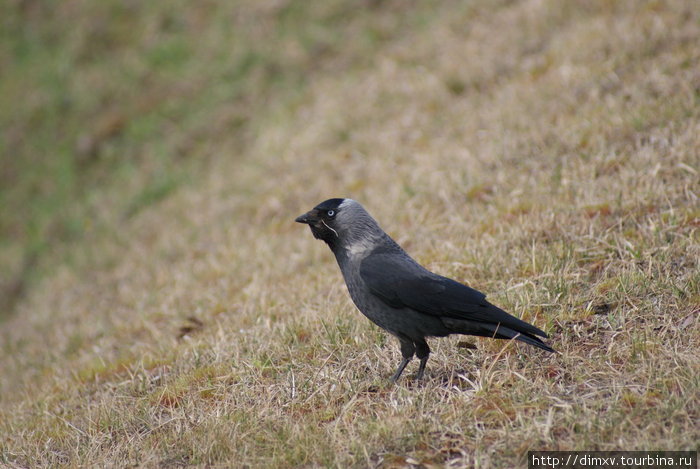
[295,198,554,381]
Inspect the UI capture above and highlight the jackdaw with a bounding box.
[295,198,554,381]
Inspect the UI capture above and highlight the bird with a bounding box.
[295,198,554,381]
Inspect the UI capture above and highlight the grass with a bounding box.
[1,0,699,467]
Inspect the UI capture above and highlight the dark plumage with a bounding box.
[295,198,554,381]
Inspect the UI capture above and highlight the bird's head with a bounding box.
[295,198,380,252]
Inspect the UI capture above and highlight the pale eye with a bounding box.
[327,210,335,217]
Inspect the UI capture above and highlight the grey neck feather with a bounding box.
[332,200,397,259]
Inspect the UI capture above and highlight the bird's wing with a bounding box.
[360,252,548,338]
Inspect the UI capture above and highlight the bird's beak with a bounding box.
[295,209,319,225]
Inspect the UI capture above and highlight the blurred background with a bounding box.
[2,0,369,314]
[2,0,697,317]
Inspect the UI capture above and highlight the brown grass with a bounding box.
[1,0,699,467]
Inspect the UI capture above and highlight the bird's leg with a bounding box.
[391,338,416,382]
[414,340,431,380]
[390,357,411,382]
[415,357,429,381]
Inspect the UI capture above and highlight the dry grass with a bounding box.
[1,0,699,467]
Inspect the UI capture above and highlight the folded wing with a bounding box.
[360,252,549,339]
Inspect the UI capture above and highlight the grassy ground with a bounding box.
[1,0,698,467]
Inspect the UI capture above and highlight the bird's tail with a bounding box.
[505,327,555,353]
[443,318,555,353]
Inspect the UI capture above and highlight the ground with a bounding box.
[1,0,698,467]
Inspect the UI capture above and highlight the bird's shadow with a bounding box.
[359,369,479,393]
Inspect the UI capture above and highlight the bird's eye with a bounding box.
[327,210,335,217]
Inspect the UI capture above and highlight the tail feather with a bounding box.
[442,317,555,353]
[506,327,555,353]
